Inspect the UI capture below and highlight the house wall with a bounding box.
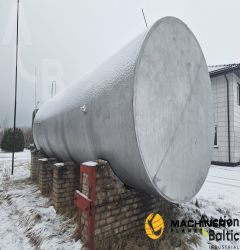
[211,73,235,163]
[232,73,240,163]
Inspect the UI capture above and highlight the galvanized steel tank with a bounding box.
[33,17,213,203]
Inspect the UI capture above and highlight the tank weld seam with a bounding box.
[153,57,204,185]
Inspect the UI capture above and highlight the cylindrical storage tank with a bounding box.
[33,17,213,203]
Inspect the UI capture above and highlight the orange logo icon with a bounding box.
[145,213,164,239]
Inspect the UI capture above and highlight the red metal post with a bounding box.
[74,164,97,250]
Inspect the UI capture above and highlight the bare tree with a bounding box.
[0,128,4,147]
[22,127,33,148]
[0,116,10,129]
[0,116,9,147]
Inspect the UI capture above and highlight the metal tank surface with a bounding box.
[33,17,213,203]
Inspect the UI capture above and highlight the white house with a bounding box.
[209,64,240,166]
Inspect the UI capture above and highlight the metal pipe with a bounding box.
[224,74,231,163]
[12,0,20,175]
[141,8,148,28]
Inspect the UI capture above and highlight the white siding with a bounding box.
[232,73,240,163]
[211,73,234,163]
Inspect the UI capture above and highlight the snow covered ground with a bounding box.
[183,165,240,249]
[0,149,81,250]
[0,149,240,249]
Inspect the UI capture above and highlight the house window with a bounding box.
[214,125,218,147]
[237,83,240,105]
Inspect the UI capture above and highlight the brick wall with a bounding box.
[31,150,175,249]
[38,158,56,195]
[77,160,172,249]
[31,149,46,183]
[31,150,79,215]
[52,162,79,214]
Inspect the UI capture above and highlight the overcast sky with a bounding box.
[0,0,240,127]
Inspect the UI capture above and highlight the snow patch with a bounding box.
[38,158,48,162]
[75,190,89,200]
[82,161,97,167]
[54,163,64,167]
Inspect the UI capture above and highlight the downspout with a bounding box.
[224,74,231,163]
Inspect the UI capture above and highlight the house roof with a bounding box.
[208,63,240,78]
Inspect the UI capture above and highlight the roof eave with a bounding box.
[209,67,240,79]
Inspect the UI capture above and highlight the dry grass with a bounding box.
[94,203,201,250]
[187,234,201,247]
[95,229,194,250]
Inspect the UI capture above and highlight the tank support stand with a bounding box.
[74,164,96,250]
